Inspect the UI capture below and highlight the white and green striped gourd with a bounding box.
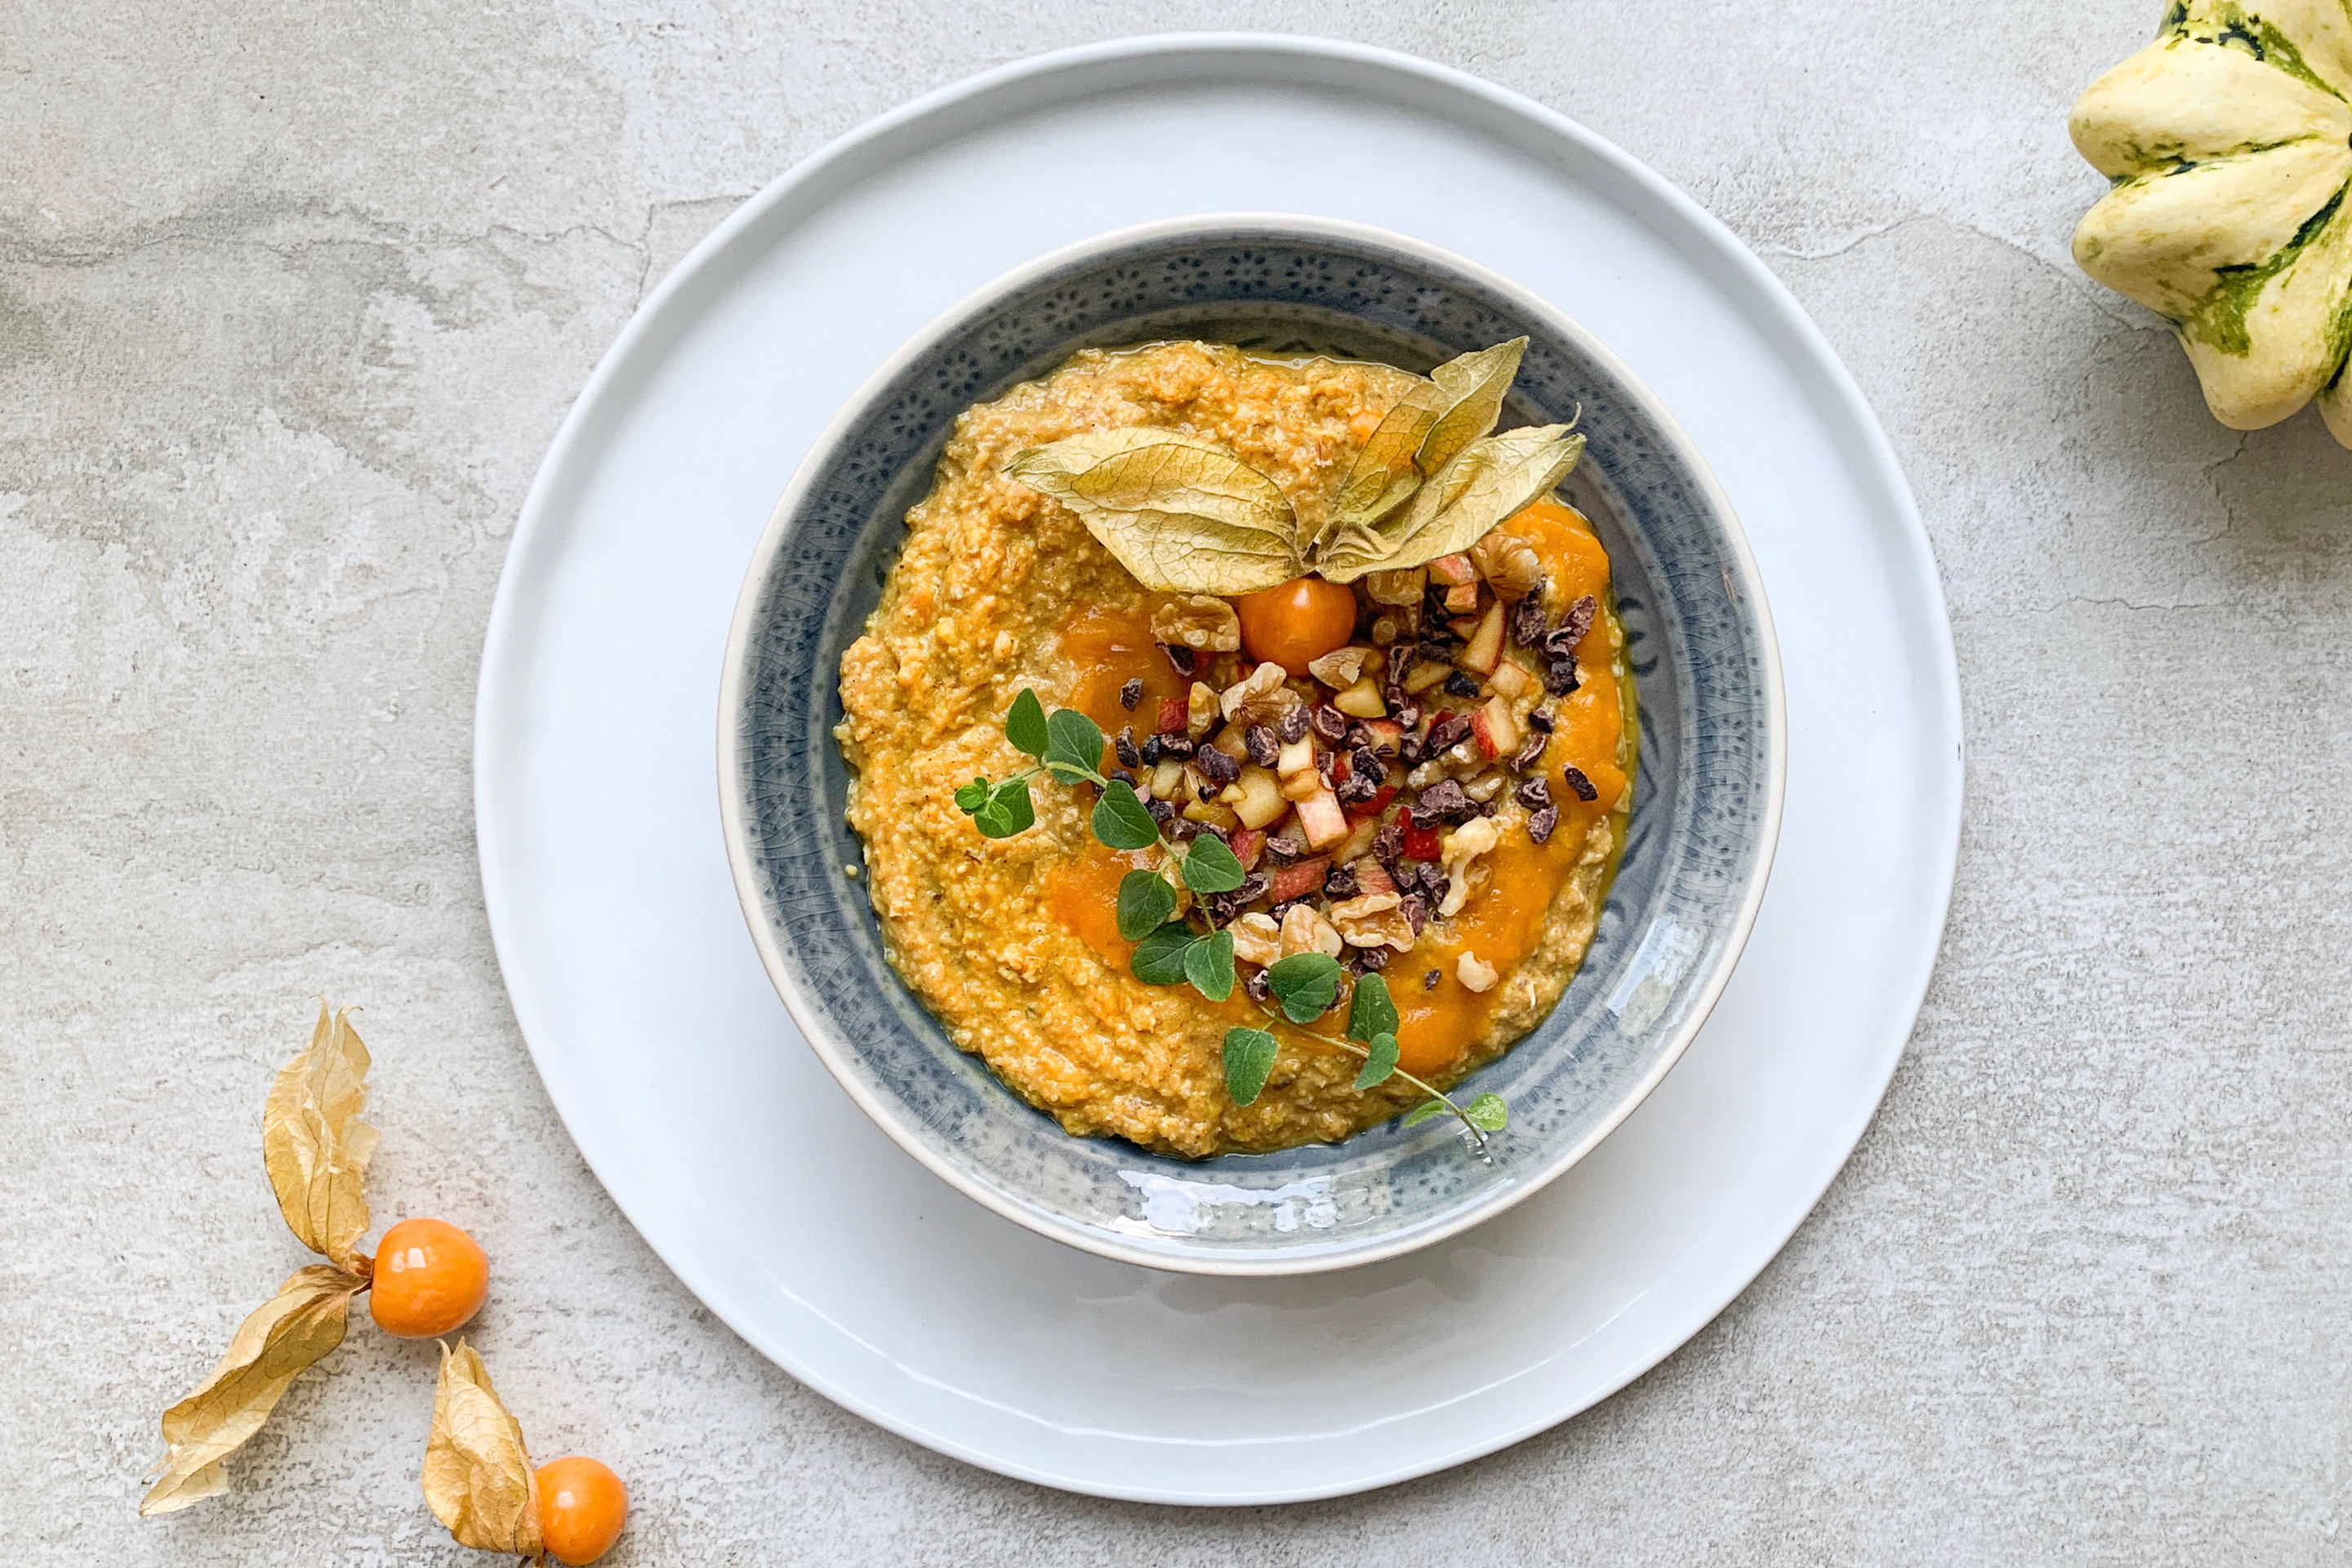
[2071,1,2352,444]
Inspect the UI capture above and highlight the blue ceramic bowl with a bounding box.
[719,214,1783,1276]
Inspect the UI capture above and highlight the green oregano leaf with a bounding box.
[1353,1031,1399,1091]
[971,777,1034,839]
[1005,689,1049,759]
[1043,708,1107,782]
[1116,869,1178,941]
[1346,972,1398,1045]
[954,777,989,814]
[1092,781,1160,851]
[1263,952,1343,1023]
[1223,1027,1280,1107]
[1130,922,1196,987]
[1184,928,1236,1001]
[1181,834,1245,893]
[1400,1099,1450,1128]
[1463,1094,1508,1132]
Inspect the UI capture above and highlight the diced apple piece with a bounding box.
[1469,693,1521,760]
[1227,826,1265,868]
[1182,798,1240,828]
[1156,697,1187,735]
[1428,553,1477,586]
[1276,737,1315,776]
[1209,726,1250,764]
[1187,682,1218,740]
[1405,660,1454,695]
[1149,758,1187,800]
[1332,675,1386,718]
[1226,766,1290,830]
[1335,815,1383,862]
[1359,718,1405,755]
[1295,787,1350,850]
[1443,580,1480,614]
[1280,766,1325,802]
[1487,659,1530,699]
[1459,602,1507,675]
[1263,858,1330,903]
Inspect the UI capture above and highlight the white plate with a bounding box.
[474,34,1960,1504]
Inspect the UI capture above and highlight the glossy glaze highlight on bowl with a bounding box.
[719,213,1783,1276]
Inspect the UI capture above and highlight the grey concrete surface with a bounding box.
[4,2,2347,1562]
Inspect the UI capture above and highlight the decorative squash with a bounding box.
[2069,2,2352,445]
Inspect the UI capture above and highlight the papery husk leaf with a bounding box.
[1325,376,1447,536]
[1005,428,1302,595]
[424,1341,543,1557]
[140,1265,363,1516]
[1414,338,1527,483]
[262,1003,377,1274]
[1323,340,1528,541]
[1317,425,1585,583]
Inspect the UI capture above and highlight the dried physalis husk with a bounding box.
[262,1002,378,1275]
[140,1265,366,1515]
[1322,339,1528,540]
[1318,425,1585,585]
[424,1341,545,1558]
[1004,427,1303,595]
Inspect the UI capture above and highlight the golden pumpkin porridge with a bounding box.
[834,338,1633,1158]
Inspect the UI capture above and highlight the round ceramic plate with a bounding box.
[475,35,1960,1503]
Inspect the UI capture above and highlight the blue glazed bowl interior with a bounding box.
[725,216,1778,1273]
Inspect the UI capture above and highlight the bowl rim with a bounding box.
[717,210,1787,1276]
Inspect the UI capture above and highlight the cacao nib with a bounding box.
[1109,768,1136,788]
[1527,804,1559,844]
[1372,822,1405,866]
[1138,734,1165,766]
[1424,713,1474,755]
[1335,770,1379,808]
[1526,705,1554,732]
[1157,736,1196,760]
[1244,724,1280,768]
[1276,706,1312,745]
[1558,594,1597,647]
[1119,677,1143,711]
[1411,778,1473,828]
[1323,864,1361,901]
[1509,728,1550,773]
[1510,589,1548,648]
[1561,764,1600,803]
[1113,727,1142,769]
[1310,706,1348,746]
[1542,659,1580,696]
[1399,736,1424,766]
[1145,798,1175,826]
[1166,815,1199,841]
[1263,835,1305,864]
[1349,748,1387,787]
[1516,777,1552,811]
[1392,702,1422,731]
[1197,746,1241,786]
[1423,966,1442,990]
[1245,969,1273,1004]
[1356,944,1390,973]
[1205,873,1267,925]
[1444,670,1479,698]
[1196,783,1217,804]
[1163,644,1197,676]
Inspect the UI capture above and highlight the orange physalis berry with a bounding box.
[1236,577,1359,677]
[536,1456,629,1566]
[367,1218,488,1339]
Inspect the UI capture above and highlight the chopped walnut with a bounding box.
[1329,891,1414,951]
[1363,566,1428,606]
[1228,911,1283,968]
[1220,660,1299,728]
[1278,903,1344,960]
[1456,951,1499,993]
[1151,595,1243,653]
[1187,680,1218,740]
[1471,532,1544,599]
[1438,816,1502,918]
[1307,645,1376,688]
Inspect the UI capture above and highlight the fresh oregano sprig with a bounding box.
[956,688,1508,1145]
[1223,969,1508,1149]
[956,688,1245,1004]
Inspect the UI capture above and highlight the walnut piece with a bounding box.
[1329,891,1414,951]
[1456,951,1499,992]
[1152,595,1243,653]
[1279,903,1344,960]
[1220,661,1299,728]
[1229,911,1282,968]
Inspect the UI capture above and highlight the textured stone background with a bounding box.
[5,2,2349,1561]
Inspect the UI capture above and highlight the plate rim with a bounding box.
[714,207,1788,1276]
[474,31,1962,1503]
